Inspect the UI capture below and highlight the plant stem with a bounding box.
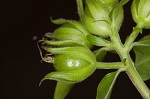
[96,62,125,69]
[126,62,150,99]
[124,26,141,51]
[110,31,150,99]
[76,0,84,21]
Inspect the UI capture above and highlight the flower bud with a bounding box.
[41,47,96,83]
[44,20,92,48]
[131,0,150,29]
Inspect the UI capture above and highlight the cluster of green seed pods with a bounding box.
[41,19,96,83]
[38,0,150,99]
[40,0,130,86]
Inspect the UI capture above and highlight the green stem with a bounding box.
[126,62,150,99]
[124,26,142,51]
[76,0,84,20]
[110,31,150,99]
[96,62,125,69]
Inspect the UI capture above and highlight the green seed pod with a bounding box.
[44,20,92,48]
[41,47,96,83]
[82,0,112,37]
[78,0,124,37]
[131,0,150,29]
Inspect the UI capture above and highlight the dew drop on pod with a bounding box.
[79,0,123,37]
[41,47,96,83]
[43,20,92,48]
[131,0,150,29]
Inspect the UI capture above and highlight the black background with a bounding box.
[1,0,150,99]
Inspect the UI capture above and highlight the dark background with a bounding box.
[1,0,150,99]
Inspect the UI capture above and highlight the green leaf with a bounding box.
[51,18,68,24]
[87,35,110,46]
[96,70,120,99]
[133,35,150,47]
[54,82,74,99]
[110,0,129,31]
[40,65,95,84]
[133,35,150,81]
[51,18,90,36]
[44,40,84,47]
[93,48,107,62]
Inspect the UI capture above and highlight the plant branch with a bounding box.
[124,26,142,52]
[110,30,150,99]
[96,62,125,69]
[126,62,150,99]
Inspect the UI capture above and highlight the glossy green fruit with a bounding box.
[41,47,96,83]
[53,47,96,71]
[131,0,150,28]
